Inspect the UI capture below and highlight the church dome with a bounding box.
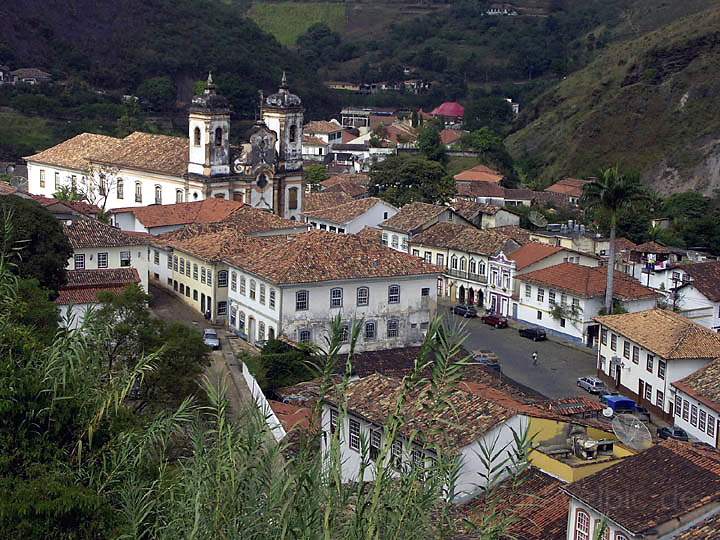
[265,72,302,109]
[190,72,230,113]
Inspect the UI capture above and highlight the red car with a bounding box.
[480,313,508,328]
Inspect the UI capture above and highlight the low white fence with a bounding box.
[241,362,287,442]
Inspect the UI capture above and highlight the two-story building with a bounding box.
[302,197,397,234]
[379,202,471,253]
[451,199,520,229]
[671,261,720,331]
[223,230,441,350]
[564,440,720,540]
[595,309,720,419]
[517,264,658,346]
[672,359,720,448]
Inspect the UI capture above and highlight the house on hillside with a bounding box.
[304,120,343,147]
[379,202,471,253]
[302,197,397,234]
[672,261,720,330]
[427,101,464,126]
[453,164,504,185]
[595,309,720,419]
[544,178,590,205]
[302,135,330,163]
[456,183,534,207]
[627,241,691,291]
[11,68,52,85]
[672,359,720,448]
[451,199,519,229]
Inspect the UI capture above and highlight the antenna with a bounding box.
[528,211,548,228]
[612,413,652,451]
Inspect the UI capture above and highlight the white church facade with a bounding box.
[25,73,305,220]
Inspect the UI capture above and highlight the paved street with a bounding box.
[444,311,598,399]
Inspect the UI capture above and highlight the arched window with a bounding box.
[330,287,343,308]
[116,178,124,199]
[288,187,298,210]
[615,535,628,540]
[365,321,376,340]
[460,257,466,271]
[154,185,162,204]
[575,509,590,540]
[289,125,297,143]
[388,284,400,304]
[176,189,184,203]
[356,287,369,306]
[249,279,256,300]
[238,311,246,331]
[214,127,223,146]
[451,256,458,270]
[194,126,201,146]
[469,258,477,274]
[479,261,486,275]
[135,181,142,203]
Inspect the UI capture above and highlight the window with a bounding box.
[549,290,556,304]
[412,249,420,257]
[632,346,639,364]
[153,250,159,266]
[330,287,343,308]
[229,306,237,327]
[357,287,369,306]
[193,290,198,301]
[675,395,682,417]
[537,311,542,320]
[218,271,228,288]
[154,185,162,204]
[575,509,590,540]
[249,280,256,300]
[179,283,185,295]
[537,288,545,302]
[296,290,309,311]
[524,284,531,298]
[288,187,298,210]
[560,318,566,328]
[206,270,212,286]
[644,383,652,401]
[365,321,376,340]
[691,404,698,427]
[646,354,654,373]
[349,418,360,451]
[176,189,183,203]
[561,293,567,305]
[391,440,402,470]
[599,355,606,369]
[658,360,666,380]
[71,175,77,189]
[237,311,245,331]
[382,233,388,246]
[469,259,477,274]
[479,261,486,275]
[258,322,265,341]
[421,287,430,297]
[214,127,223,146]
[201,267,206,284]
[623,341,630,359]
[180,258,185,274]
[289,125,297,143]
[173,255,178,271]
[391,235,399,249]
[217,301,227,315]
[54,172,60,189]
[370,430,381,461]
[120,251,131,267]
[615,535,628,540]
[450,255,458,270]
[299,329,311,343]
[39,169,45,188]
[230,272,237,291]
[97,252,108,268]
[683,399,690,421]
[424,252,432,263]
[260,284,266,304]
[135,181,142,202]
[459,257,466,271]
[436,253,444,267]
[269,289,276,309]
[74,254,85,269]
[338,228,345,234]
[167,255,173,270]
[656,390,664,409]
[117,178,124,199]
[572,297,580,309]
[411,449,424,471]
[601,329,607,345]
[340,323,350,343]
[708,415,716,438]
[611,334,617,352]
[193,126,201,146]
[388,285,400,304]
[700,409,707,432]
[329,408,338,434]
[240,277,246,295]
[387,319,399,338]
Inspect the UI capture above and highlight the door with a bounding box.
[458,285,465,304]
[501,297,508,316]
[200,293,205,313]
[468,288,475,305]
[638,380,645,404]
[512,303,518,319]
[248,317,256,344]
[490,294,497,313]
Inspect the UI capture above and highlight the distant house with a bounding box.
[627,241,689,291]
[453,164,504,185]
[302,197,397,234]
[302,135,330,163]
[427,101,464,126]
[379,202,471,252]
[0,65,10,84]
[439,129,465,148]
[544,178,590,205]
[303,120,343,147]
[672,359,720,448]
[29,195,101,221]
[11,68,52,85]
[456,183,535,207]
[672,261,720,330]
[451,199,519,229]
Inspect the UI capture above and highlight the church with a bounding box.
[25,74,305,220]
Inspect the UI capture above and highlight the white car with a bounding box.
[577,376,606,395]
[203,328,221,350]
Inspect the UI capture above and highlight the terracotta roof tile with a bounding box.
[25,132,122,171]
[63,217,147,249]
[545,177,590,198]
[507,242,565,270]
[451,199,503,220]
[564,440,720,535]
[56,268,140,305]
[430,101,464,117]
[94,131,188,176]
[380,202,447,234]
[268,400,312,432]
[457,182,506,198]
[302,135,327,146]
[678,261,720,302]
[632,240,675,254]
[353,226,383,244]
[676,512,720,540]
[614,237,638,252]
[303,191,353,212]
[673,358,720,414]
[0,181,18,195]
[454,164,504,183]
[439,129,464,145]
[411,222,520,256]
[493,225,533,245]
[302,197,390,224]
[595,309,720,360]
[304,120,343,134]
[323,181,368,198]
[31,195,101,216]
[328,373,514,449]
[321,173,369,189]
[520,262,658,300]
[111,199,245,228]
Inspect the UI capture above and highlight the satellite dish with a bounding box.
[602,407,614,418]
[528,211,548,228]
[612,413,652,451]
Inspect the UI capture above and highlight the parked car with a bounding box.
[452,304,478,318]
[657,426,689,441]
[518,327,547,341]
[634,406,651,422]
[481,313,508,328]
[472,350,501,372]
[203,328,221,350]
[577,376,607,395]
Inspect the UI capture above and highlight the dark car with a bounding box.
[518,327,547,341]
[452,304,478,318]
[481,313,508,328]
[657,426,689,441]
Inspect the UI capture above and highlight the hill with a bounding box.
[506,4,720,194]
[247,2,347,46]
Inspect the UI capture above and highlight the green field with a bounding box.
[247,2,346,46]
[0,111,56,158]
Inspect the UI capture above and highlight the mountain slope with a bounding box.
[506,5,720,194]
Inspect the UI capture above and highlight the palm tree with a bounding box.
[582,166,647,314]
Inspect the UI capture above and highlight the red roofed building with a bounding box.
[453,164,504,184]
[516,262,659,345]
[429,101,464,122]
[545,177,590,204]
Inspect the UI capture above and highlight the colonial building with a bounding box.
[302,197,397,234]
[670,261,720,330]
[380,202,471,253]
[26,73,305,220]
[451,199,520,230]
[595,309,720,418]
[544,177,589,205]
[672,359,720,448]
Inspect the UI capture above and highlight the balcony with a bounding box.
[447,269,487,284]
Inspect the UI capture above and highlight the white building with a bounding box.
[63,217,149,292]
[671,261,720,331]
[321,373,528,502]
[380,202,471,253]
[26,74,305,220]
[672,359,720,448]
[303,197,397,234]
[517,263,657,346]
[302,135,330,163]
[595,309,720,419]
[223,231,440,351]
[451,199,520,230]
[303,120,343,147]
[564,441,720,540]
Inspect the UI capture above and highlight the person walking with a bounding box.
[532,351,538,366]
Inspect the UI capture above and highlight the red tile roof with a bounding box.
[302,135,327,146]
[304,120,343,134]
[56,268,140,305]
[302,197,390,224]
[456,182,506,198]
[321,173,369,189]
[520,262,658,300]
[676,512,720,539]
[545,177,590,198]
[303,191,353,212]
[614,237,638,252]
[411,222,520,256]
[31,195,101,216]
[454,164,504,183]
[25,132,122,171]
[268,400,312,432]
[63,217,148,249]
[678,261,720,302]
[430,101,464,118]
[439,129,464,146]
[323,181,368,198]
[507,242,564,270]
[111,199,245,228]
[564,440,720,536]
[380,202,447,234]
[673,358,720,415]
[93,131,188,177]
[632,240,675,254]
[0,181,18,195]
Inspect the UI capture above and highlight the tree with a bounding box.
[463,96,514,133]
[136,76,176,111]
[460,128,514,173]
[303,164,329,192]
[582,167,647,314]
[0,196,73,293]
[369,155,455,206]
[417,124,448,165]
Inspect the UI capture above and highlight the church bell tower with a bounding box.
[188,73,231,177]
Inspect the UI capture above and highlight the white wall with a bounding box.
[381,230,409,252]
[672,390,719,448]
[309,202,397,235]
[242,362,286,442]
[149,245,173,286]
[226,265,281,344]
[567,499,632,540]
[675,285,720,331]
[68,245,149,292]
[58,303,95,330]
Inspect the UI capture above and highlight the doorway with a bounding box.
[248,317,256,344]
